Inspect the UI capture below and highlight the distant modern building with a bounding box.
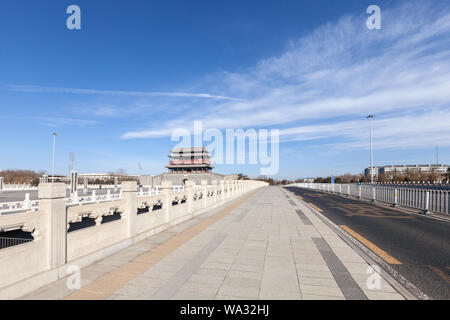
[78,173,113,181]
[364,164,449,178]
[78,173,139,182]
[364,167,380,178]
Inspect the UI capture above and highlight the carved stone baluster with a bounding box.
[95,216,103,226]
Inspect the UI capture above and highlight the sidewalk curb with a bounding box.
[285,189,429,300]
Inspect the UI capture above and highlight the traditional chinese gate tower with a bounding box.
[166,147,214,173]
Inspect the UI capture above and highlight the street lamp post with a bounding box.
[51,133,57,183]
[367,115,375,184]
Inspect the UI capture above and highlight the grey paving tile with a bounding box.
[300,284,344,298]
[180,282,220,295]
[21,283,73,300]
[129,276,168,288]
[302,294,345,300]
[150,233,227,299]
[259,290,301,300]
[185,279,224,289]
[171,290,215,300]
[298,276,339,288]
[215,294,249,300]
[223,276,261,288]
[218,285,260,299]
[109,294,148,300]
[116,284,159,299]
[195,268,229,278]
[230,264,264,273]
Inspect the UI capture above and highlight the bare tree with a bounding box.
[0,170,42,185]
[116,168,127,176]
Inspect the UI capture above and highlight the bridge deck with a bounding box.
[21,187,403,300]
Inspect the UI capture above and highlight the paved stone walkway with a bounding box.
[21,187,404,300]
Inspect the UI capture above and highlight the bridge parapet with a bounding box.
[0,179,267,299]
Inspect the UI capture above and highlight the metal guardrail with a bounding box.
[290,183,449,215]
[0,237,33,249]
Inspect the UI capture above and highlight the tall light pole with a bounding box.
[367,115,375,184]
[51,133,57,183]
[436,145,439,165]
[69,152,75,173]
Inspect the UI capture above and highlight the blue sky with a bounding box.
[1,0,449,179]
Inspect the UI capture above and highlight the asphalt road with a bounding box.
[285,186,450,300]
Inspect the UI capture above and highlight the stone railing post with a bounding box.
[83,176,88,195]
[225,180,230,199]
[184,179,193,214]
[0,177,3,191]
[38,183,67,269]
[201,180,208,208]
[220,180,225,201]
[114,177,119,193]
[121,181,137,239]
[211,180,217,203]
[230,180,234,197]
[24,193,31,210]
[161,180,172,223]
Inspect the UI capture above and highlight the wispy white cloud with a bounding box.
[0,116,99,127]
[6,84,243,101]
[28,116,99,127]
[280,111,450,150]
[121,1,450,150]
[122,128,173,139]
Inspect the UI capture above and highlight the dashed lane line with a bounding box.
[308,203,323,212]
[428,265,450,285]
[339,225,402,265]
